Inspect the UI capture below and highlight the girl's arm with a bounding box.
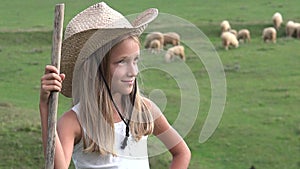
[39,65,80,169]
[149,100,191,169]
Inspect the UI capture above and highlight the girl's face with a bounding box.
[109,37,140,96]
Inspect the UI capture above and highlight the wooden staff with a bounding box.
[45,3,64,169]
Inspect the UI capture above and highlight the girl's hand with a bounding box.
[40,65,65,104]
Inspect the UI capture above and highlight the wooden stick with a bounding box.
[45,3,64,169]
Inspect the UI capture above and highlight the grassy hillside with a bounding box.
[2,0,300,31]
[0,0,299,168]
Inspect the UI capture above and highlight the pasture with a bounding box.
[0,0,299,168]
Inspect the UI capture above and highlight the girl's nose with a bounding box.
[127,63,138,77]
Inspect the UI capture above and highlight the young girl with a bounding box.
[40,2,190,169]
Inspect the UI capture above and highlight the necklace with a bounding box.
[99,69,137,149]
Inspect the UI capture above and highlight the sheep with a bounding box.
[220,31,239,50]
[295,22,300,38]
[148,39,161,54]
[272,12,283,30]
[262,27,277,43]
[285,20,296,37]
[165,45,186,62]
[144,32,164,49]
[220,20,231,33]
[237,29,251,43]
[163,32,180,47]
[229,29,238,37]
[286,21,300,38]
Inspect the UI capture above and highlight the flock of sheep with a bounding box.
[220,12,300,50]
[143,11,300,61]
[144,31,185,62]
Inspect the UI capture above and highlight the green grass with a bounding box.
[1,0,300,169]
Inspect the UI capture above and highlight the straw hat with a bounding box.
[60,2,158,97]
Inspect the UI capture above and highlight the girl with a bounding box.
[40,2,190,169]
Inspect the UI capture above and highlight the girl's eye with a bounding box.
[134,56,139,63]
[117,59,126,64]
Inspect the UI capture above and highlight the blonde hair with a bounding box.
[72,35,154,155]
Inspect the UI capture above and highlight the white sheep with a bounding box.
[163,32,180,46]
[272,12,283,30]
[229,29,238,37]
[148,39,161,54]
[295,22,300,38]
[285,20,296,37]
[285,21,300,38]
[165,45,186,62]
[144,32,164,49]
[220,20,231,33]
[220,31,239,50]
[262,27,277,43]
[237,29,251,43]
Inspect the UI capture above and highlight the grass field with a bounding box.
[0,0,300,169]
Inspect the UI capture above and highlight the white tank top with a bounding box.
[71,104,150,169]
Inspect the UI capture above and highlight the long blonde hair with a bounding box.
[73,35,154,155]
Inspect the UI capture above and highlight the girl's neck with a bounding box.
[112,93,125,123]
[112,93,122,108]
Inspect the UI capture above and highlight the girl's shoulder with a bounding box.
[141,96,151,106]
[141,96,162,118]
[58,109,82,143]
